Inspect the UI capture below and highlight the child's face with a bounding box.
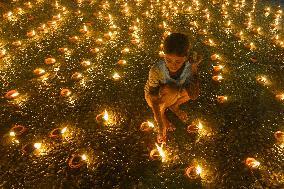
[164,54,187,72]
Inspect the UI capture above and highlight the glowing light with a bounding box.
[103,110,109,121]
[112,73,121,80]
[196,165,202,175]
[118,60,127,65]
[27,30,36,38]
[155,143,166,162]
[9,131,16,137]
[61,127,67,134]
[217,96,228,103]
[81,154,87,161]
[5,90,19,100]
[212,75,223,82]
[211,54,220,61]
[80,25,88,34]
[213,65,224,72]
[121,48,130,54]
[0,49,6,58]
[147,121,154,128]
[245,157,260,169]
[34,143,42,149]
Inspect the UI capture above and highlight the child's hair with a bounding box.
[164,33,190,57]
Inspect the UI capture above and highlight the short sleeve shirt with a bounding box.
[144,60,192,94]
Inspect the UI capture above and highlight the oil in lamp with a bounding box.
[68,154,87,169]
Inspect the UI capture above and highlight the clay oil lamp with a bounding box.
[185,164,202,179]
[213,65,224,72]
[96,110,109,123]
[12,41,22,47]
[117,60,127,65]
[90,48,100,54]
[210,53,220,61]
[33,68,46,76]
[22,142,43,155]
[275,94,284,101]
[49,127,67,139]
[68,154,87,169]
[69,36,79,43]
[79,25,88,34]
[150,143,166,162]
[245,157,260,169]
[0,49,6,59]
[47,21,57,27]
[140,121,154,132]
[5,90,19,100]
[58,47,68,54]
[274,131,284,143]
[245,42,256,51]
[81,60,91,68]
[121,48,130,54]
[60,88,71,97]
[159,51,165,58]
[212,75,223,82]
[26,30,36,38]
[71,72,82,81]
[24,2,32,9]
[95,38,103,45]
[44,57,56,65]
[217,96,228,104]
[112,73,121,80]
[10,125,27,136]
[187,121,203,134]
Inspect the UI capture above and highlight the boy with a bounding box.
[145,33,201,143]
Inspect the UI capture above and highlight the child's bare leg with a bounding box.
[169,89,190,121]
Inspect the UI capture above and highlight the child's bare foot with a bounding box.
[169,106,189,122]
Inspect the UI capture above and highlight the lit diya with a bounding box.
[90,48,100,54]
[0,49,6,58]
[210,53,220,61]
[274,131,284,143]
[69,36,79,43]
[37,24,47,32]
[60,88,71,97]
[217,96,228,103]
[131,38,140,45]
[49,127,67,139]
[33,68,46,76]
[95,38,103,45]
[245,42,256,51]
[68,154,87,169]
[26,30,36,38]
[71,72,82,81]
[213,65,224,72]
[256,76,269,85]
[112,73,121,80]
[245,157,260,169]
[140,121,154,132]
[276,94,284,101]
[159,51,165,58]
[58,47,68,54]
[96,110,109,123]
[5,90,19,100]
[212,75,223,82]
[81,60,91,67]
[121,48,130,54]
[47,21,57,27]
[22,142,42,155]
[44,57,56,65]
[117,60,127,65]
[149,143,166,162]
[12,41,22,47]
[10,125,27,136]
[187,121,203,133]
[185,165,202,179]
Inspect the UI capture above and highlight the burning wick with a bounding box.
[159,51,165,58]
[96,110,109,123]
[49,127,67,139]
[140,121,154,131]
[33,68,46,76]
[185,165,202,179]
[121,48,130,54]
[34,143,42,150]
[245,157,260,169]
[118,60,127,65]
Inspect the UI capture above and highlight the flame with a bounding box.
[10,131,16,137]
[103,110,108,121]
[112,73,121,80]
[11,91,19,98]
[155,143,166,162]
[61,127,67,134]
[197,121,203,130]
[81,154,87,161]
[147,121,154,128]
[34,143,42,149]
[196,165,202,175]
